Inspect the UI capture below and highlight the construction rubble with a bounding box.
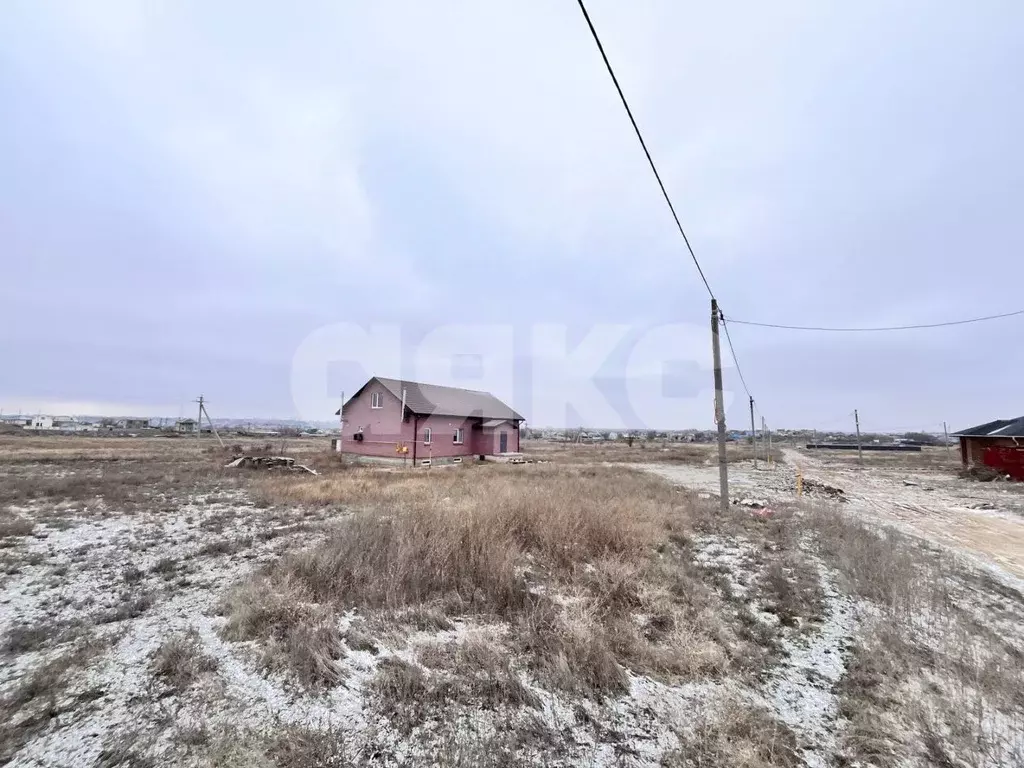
[224,455,318,475]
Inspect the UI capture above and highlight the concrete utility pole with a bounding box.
[749,396,757,469]
[767,425,773,468]
[710,299,729,514]
[943,421,951,461]
[854,409,863,465]
[194,395,225,448]
[762,416,767,462]
[196,395,204,442]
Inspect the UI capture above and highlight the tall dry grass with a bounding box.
[272,465,677,610]
[805,507,1024,766]
[226,464,761,695]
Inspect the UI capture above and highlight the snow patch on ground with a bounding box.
[765,561,857,768]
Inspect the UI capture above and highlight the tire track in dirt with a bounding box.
[783,449,1024,592]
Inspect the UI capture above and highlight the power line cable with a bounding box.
[725,308,1024,333]
[575,0,714,300]
[576,0,771,431]
[720,315,752,400]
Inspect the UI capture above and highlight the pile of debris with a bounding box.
[802,478,846,500]
[224,455,318,475]
[959,465,1012,483]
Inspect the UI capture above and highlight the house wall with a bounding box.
[412,415,478,461]
[476,421,520,455]
[962,436,1024,478]
[340,384,414,458]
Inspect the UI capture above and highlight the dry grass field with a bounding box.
[1,434,1022,766]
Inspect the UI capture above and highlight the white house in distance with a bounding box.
[20,416,94,432]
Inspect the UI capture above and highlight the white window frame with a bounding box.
[370,391,383,409]
[453,428,464,445]
[423,427,432,445]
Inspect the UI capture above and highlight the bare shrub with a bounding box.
[198,536,253,557]
[371,657,435,735]
[175,721,210,748]
[0,640,105,763]
[221,578,345,688]
[516,600,629,696]
[0,515,35,540]
[2,624,51,655]
[369,653,538,735]
[392,605,455,631]
[95,591,154,624]
[268,618,347,688]
[342,619,379,654]
[832,624,908,766]
[417,638,541,710]
[95,730,156,768]
[266,726,353,768]
[150,629,218,693]
[662,700,801,768]
[150,557,178,578]
[759,557,824,628]
[2,618,84,654]
[807,509,923,608]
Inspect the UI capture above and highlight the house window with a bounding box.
[453,428,464,444]
[371,392,383,409]
[423,427,432,445]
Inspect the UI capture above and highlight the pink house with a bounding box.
[337,377,524,465]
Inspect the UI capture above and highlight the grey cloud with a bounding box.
[1,1,1021,427]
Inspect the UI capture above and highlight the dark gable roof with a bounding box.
[356,377,524,421]
[953,416,1024,438]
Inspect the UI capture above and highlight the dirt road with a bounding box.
[640,449,1024,591]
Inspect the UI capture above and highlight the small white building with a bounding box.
[25,415,54,430]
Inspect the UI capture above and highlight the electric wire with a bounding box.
[720,315,752,401]
[725,308,1024,332]
[575,0,715,300]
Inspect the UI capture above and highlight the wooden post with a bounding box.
[711,299,729,514]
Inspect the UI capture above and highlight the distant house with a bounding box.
[952,417,1024,480]
[116,418,149,430]
[0,414,31,427]
[176,418,197,434]
[16,415,92,432]
[337,377,524,465]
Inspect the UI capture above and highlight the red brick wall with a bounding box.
[963,436,1021,465]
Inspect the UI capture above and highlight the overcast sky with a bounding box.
[2,1,1022,431]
